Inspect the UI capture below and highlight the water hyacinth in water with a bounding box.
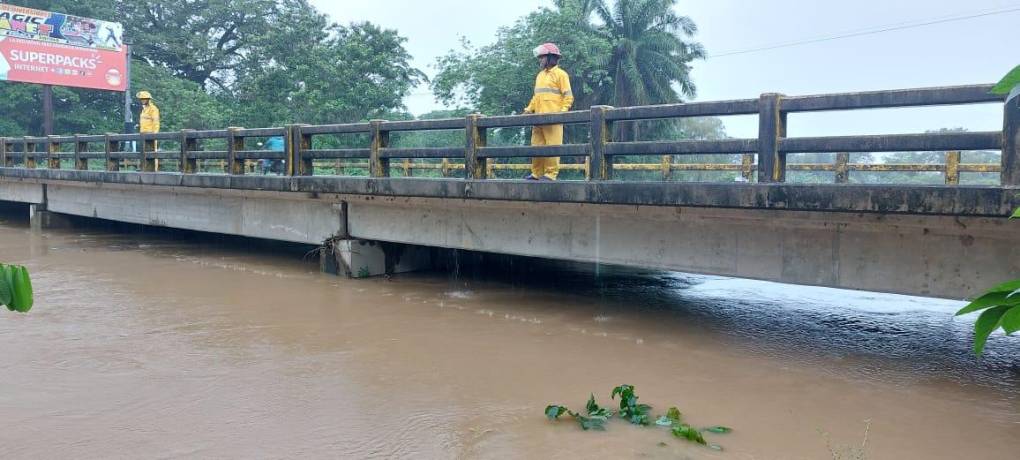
[0,264,33,313]
[545,384,731,450]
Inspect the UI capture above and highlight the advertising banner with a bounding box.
[0,4,127,91]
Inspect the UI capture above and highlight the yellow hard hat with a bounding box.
[136,91,152,99]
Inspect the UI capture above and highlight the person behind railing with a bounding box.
[137,91,161,167]
[522,42,573,181]
[260,135,286,175]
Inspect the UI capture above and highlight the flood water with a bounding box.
[0,208,1018,459]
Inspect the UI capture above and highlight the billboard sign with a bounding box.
[0,4,127,91]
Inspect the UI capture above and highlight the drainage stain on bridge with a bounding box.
[0,212,1017,459]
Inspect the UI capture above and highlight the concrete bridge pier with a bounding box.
[28,202,75,230]
[319,238,433,278]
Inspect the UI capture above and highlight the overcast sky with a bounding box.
[311,0,1018,137]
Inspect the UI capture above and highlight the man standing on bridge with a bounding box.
[137,91,161,167]
[522,43,573,181]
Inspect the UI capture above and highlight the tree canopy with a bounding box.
[0,0,425,135]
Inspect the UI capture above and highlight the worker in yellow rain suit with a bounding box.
[137,91,160,167]
[522,42,573,180]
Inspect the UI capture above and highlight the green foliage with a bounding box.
[1012,207,1020,219]
[544,402,608,430]
[585,393,614,418]
[592,0,704,122]
[611,384,653,425]
[545,385,730,448]
[671,423,707,445]
[990,65,1020,95]
[1,264,34,313]
[955,279,1020,355]
[431,0,702,125]
[545,405,568,420]
[1,0,423,136]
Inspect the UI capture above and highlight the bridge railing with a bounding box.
[1,83,1015,186]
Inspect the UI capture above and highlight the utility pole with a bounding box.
[41,84,53,135]
[123,43,133,135]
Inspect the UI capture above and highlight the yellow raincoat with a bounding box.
[140,102,160,134]
[524,65,573,179]
[139,101,160,161]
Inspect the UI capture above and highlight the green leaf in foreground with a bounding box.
[955,289,1020,316]
[11,265,33,312]
[1,264,33,313]
[973,305,1011,355]
[990,64,1020,95]
[1012,207,1020,219]
[0,265,13,308]
[999,305,1020,335]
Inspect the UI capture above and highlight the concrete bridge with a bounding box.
[1,84,1018,299]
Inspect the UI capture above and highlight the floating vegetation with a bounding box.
[545,384,730,450]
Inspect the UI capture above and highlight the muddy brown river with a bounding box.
[0,209,1017,459]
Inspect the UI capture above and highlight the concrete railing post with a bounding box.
[1002,86,1020,187]
[180,129,197,174]
[291,124,313,176]
[0,137,7,168]
[835,152,850,184]
[104,133,119,171]
[282,124,295,176]
[945,150,960,185]
[47,136,60,169]
[141,134,156,172]
[24,139,36,169]
[740,154,754,181]
[369,119,389,177]
[74,135,87,170]
[757,93,787,183]
[589,105,613,181]
[226,127,245,175]
[465,113,486,179]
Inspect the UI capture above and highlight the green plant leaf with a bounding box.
[575,414,609,431]
[545,405,568,420]
[987,279,1020,294]
[1011,207,1020,219]
[955,289,1020,316]
[999,305,1020,335]
[610,384,632,402]
[990,65,1020,95]
[0,265,13,308]
[703,426,732,434]
[671,423,707,445]
[9,265,33,313]
[666,407,682,423]
[586,393,613,418]
[973,305,1011,356]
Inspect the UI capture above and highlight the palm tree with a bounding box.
[592,0,705,140]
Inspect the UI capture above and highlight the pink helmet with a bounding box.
[532,42,561,58]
